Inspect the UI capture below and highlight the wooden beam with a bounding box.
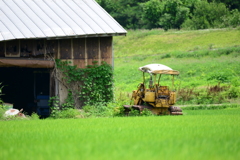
[71,38,74,59]
[98,37,101,65]
[85,38,87,66]
[57,40,59,59]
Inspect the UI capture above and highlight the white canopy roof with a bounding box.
[139,64,179,75]
[0,0,127,41]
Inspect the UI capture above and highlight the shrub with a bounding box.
[30,113,40,120]
[220,9,240,28]
[82,102,114,117]
[141,108,155,116]
[207,72,230,83]
[50,108,79,119]
[226,86,240,99]
[128,108,140,116]
[0,107,5,120]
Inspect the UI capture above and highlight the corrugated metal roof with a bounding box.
[0,0,127,41]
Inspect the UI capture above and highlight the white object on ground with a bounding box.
[4,109,20,117]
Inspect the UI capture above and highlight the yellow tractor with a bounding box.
[123,64,182,115]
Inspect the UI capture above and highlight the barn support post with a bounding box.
[98,37,101,65]
[84,38,88,66]
[112,37,114,69]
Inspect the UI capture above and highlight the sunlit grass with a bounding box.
[114,54,240,94]
[113,28,240,96]
[1,108,240,160]
[114,28,240,57]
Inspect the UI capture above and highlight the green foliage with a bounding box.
[97,0,240,30]
[176,83,240,105]
[0,83,4,104]
[49,96,79,119]
[30,113,40,120]
[141,108,155,116]
[112,106,126,117]
[113,29,240,106]
[207,72,230,83]
[181,1,236,29]
[0,107,5,120]
[1,109,240,160]
[220,9,240,28]
[122,108,155,117]
[182,104,239,110]
[56,60,114,107]
[226,86,240,99]
[97,0,149,29]
[128,108,140,116]
[49,96,61,118]
[160,53,171,59]
[142,0,164,28]
[207,0,240,10]
[142,0,190,30]
[62,91,75,109]
[82,102,114,117]
[80,100,156,118]
[49,108,79,119]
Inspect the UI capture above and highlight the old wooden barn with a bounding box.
[0,0,126,116]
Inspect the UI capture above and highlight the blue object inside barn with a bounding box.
[36,95,50,116]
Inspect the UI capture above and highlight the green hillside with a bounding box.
[113,28,240,104]
[114,28,240,57]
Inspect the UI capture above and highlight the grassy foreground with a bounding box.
[1,108,240,160]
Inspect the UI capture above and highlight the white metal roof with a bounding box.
[0,0,127,41]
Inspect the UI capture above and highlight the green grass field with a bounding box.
[113,28,240,103]
[1,29,240,160]
[1,108,240,160]
[113,28,240,57]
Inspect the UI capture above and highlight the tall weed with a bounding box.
[49,108,79,119]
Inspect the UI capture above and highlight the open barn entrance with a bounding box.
[0,67,50,116]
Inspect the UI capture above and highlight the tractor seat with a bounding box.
[158,95,169,99]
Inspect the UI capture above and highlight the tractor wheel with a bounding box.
[169,106,183,115]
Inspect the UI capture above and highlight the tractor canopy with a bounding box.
[139,64,179,75]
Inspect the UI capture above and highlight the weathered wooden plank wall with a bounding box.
[46,40,58,57]
[73,38,85,68]
[5,40,19,57]
[0,37,113,68]
[59,39,71,59]
[33,39,45,56]
[0,42,4,57]
[86,37,98,66]
[100,37,112,65]
[21,40,32,57]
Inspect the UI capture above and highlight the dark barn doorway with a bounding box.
[0,67,50,115]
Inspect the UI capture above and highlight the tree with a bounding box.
[142,0,189,30]
[182,1,229,29]
[142,0,164,28]
[97,0,149,29]
[208,0,240,10]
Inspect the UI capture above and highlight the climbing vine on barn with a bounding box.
[54,59,114,109]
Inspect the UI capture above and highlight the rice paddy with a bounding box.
[1,108,240,160]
